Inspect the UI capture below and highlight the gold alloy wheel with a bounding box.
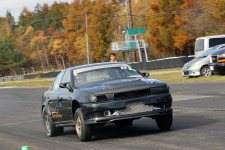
[76,115,82,137]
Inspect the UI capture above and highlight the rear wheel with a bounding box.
[155,113,173,130]
[115,119,133,127]
[201,66,211,76]
[42,107,63,137]
[74,108,92,142]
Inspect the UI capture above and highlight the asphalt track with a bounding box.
[0,81,225,150]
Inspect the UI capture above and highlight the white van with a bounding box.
[195,35,225,57]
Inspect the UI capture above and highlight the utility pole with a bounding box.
[85,13,90,64]
[127,0,137,62]
[126,1,130,29]
[128,0,133,29]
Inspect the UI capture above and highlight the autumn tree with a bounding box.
[18,7,34,28]
[145,0,183,58]
[29,30,49,68]
[88,0,120,62]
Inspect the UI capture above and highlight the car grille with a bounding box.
[212,56,217,63]
[114,89,151,100]
[118,101,153,115]
[96,89,151,102]
[183,71,189,75]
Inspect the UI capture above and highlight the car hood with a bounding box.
[183,58,202,68]
[77,78,167,95]
[183,56,210,68]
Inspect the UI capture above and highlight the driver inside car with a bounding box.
[75,74,87,86]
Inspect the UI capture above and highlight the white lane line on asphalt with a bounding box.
[0,87,14,89]
[0,119,42,127]
[0,87,48,89]
[173,95,212,101]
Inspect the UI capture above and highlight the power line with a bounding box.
[18,5,225,27]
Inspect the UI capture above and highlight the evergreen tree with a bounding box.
[0,39,26,75]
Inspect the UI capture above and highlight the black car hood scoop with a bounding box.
[81,78,150,95]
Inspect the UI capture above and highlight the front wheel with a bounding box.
[42,107,63,137]
[155,113,173,130]
[201,66,211,76]
[74,108,92,142]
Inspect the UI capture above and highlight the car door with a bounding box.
[47,71,65,120]
[57,70,73,122]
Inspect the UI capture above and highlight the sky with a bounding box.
[0,0,72,22]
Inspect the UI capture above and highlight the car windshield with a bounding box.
[198,46,218,58]
[73,66,143,87]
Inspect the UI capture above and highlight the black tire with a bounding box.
[74,108,92,142]
[42,107,64,137]
[200,66,211,76]
[115,119,133,127]
[155,113,173,130]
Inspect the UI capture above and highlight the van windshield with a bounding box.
[198,46,217,58]
[195,39,204,52]
[209,38,225,47]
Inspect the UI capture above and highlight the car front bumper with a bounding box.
[182,69,201,77]
[81,93,172,125]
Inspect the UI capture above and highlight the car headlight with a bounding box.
[90,94,97,102]
[219,54,225,58]
[183,66,189,69]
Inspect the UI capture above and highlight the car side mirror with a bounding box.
[59,83,67,88]
[142,72,150,77]
[60,82,73,92]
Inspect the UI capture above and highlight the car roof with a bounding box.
[66,62,126,71]
[212,47,225,55]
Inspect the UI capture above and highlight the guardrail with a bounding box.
[130,56,194,70]
[0,71,61,82]
[0,56,195,82]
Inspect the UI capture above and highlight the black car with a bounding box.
[209,47,225,74]
[41,62,173,142]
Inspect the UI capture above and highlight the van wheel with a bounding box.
[201,66,211,76]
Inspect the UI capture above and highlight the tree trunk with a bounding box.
[59,53,65,69]
[38,44,44,71]
[55,55,59,70]
[44,48,49,70]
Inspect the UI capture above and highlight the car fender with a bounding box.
[41,100,52,117]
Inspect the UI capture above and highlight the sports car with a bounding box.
[41,62,173,142]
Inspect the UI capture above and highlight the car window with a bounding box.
[52,71,64,89]
[61,70,70,83]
